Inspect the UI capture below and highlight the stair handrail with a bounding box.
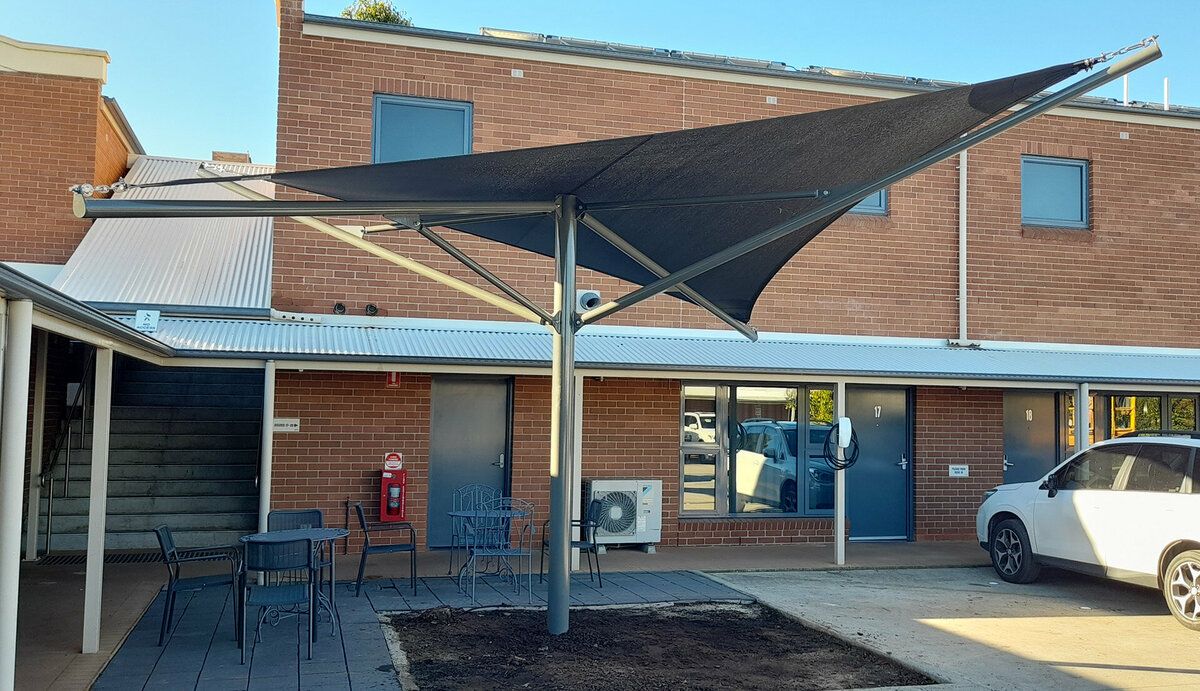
[39,349,96,489]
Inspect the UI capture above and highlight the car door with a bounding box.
[1100,442,1194,578]
[1031,444,1137,566]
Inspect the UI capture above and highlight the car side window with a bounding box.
[1125,444,1192,493]
[1057,445,1135,490]
[741,429,764,454]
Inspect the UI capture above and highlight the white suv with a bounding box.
[976,433,1200,629]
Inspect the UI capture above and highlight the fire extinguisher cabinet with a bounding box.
[380,469,407,522]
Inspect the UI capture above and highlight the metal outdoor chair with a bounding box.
[266,508,338,625]
[240,537,314,664]
[463,497,535,604]
[353,502,417,596]
[447,483,499,575]
[152,525,240,647]
[540,498,604,587]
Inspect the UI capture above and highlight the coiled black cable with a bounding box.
[823,425,859,470]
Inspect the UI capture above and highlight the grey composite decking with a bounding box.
[94,571,752,690]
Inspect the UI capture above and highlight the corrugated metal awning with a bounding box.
[114,315,1200,386]
[53,157,273,315]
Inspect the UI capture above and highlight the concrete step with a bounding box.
[42,495,257,515]
[116,382,263,398]
[119,368,263,385]
[101,419,261,436]
[45,463,256,483]
[55,479,257,498]
[113,393,262,408]
[111,406,262,421]
[44,529,254,552]
[40,512,256,534]
[47,448,259,467]
[79,433,260,450]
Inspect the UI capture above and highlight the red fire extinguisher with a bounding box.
[380,453,407,522]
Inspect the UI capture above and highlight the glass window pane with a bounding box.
[1125,444,1190,493]
[682,386,718,513]
[806,389,835,512]
[374,96,471,163]
[1022,156,1087,227]
[1170,397,1197,431]
[1058,445,1135,491]
[732,387,798,514]
[850,189,887,215]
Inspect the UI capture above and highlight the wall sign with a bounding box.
[948,465,970,478]
[134,309,160,333]
[273,418,300,433]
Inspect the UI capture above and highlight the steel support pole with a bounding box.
[548,195,578,635]
[259,361,276,534]
[24,331,48,561]
[834,381,847,566]
[1076,383,1091,453]
[82,348,113,654]
[0,300,32,690]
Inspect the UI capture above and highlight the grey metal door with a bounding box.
[1003,391,1058,484]
[427,377,510,547]
[846,387,911,540]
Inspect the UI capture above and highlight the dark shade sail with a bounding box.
[266,61,1085,322]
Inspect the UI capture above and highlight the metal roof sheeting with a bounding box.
[53,157,274,314]
[114,315,1200,385]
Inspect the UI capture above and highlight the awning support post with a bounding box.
[259,361,276,534]
[82,347,113,654]
[834,380,847,566]
[24,331,48,561]
[1076,383,1091,453]
[0,299,32,690]
[548,194,579,635]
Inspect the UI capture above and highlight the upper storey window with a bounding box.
[1022,155,1089,229]
[848,189,888,215]
[373,94,472,163]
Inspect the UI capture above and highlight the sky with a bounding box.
[5,0,1198,165]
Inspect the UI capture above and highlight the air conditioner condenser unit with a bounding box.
[585,478,662,553]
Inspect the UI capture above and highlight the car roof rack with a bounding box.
[1114,430,1200,439]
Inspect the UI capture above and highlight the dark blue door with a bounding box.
[846,387,911,540]
[1003,391,1059,484]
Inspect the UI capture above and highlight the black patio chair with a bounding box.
[240,537,314,664]
[266,509,333,602]
[354,502,417,596]
[152,525,240,646]
[540,498,604,587]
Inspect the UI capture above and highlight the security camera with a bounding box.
[333,302,346,315]
[364,304,379,316]
[576,290,602,312]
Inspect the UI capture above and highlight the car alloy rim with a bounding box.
[994,527,1022,575]
[1168,558,1200,622]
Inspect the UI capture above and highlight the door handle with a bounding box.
[492,453,505,468]
[1002,455,1013,471]
[896,454,908,471]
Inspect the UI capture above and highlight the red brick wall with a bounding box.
[276,2,1200,347]
[0,71,100,263]
[913,386,1005,540]
[94,109,129,187]
[271,370,431,549]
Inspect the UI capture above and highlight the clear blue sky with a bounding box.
[7,0,1197,165]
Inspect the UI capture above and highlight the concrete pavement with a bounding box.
[715,566,1200,690]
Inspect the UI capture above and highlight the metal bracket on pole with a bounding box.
[578,213,758,340]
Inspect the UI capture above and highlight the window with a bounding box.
[1125,444,1192,493]
[373,94,472,163]
[1021,156,1088,228]
[680,384,834,517]
[1056,445,1135,491]
[849,189,888,215]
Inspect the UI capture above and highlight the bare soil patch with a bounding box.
[388,602,934,690]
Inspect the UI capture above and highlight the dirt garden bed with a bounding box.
[387,602,934,690]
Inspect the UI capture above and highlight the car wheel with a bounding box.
[990,519,1040,584]
[1163,550,1200,631]
[780,481,797,513]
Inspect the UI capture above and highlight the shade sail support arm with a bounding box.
[406,222,556,325]
[584,188,826,212]
[580,42,1162,326]
[73,196,558,219]
[193,170,546,324]
[579,212,759,341]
